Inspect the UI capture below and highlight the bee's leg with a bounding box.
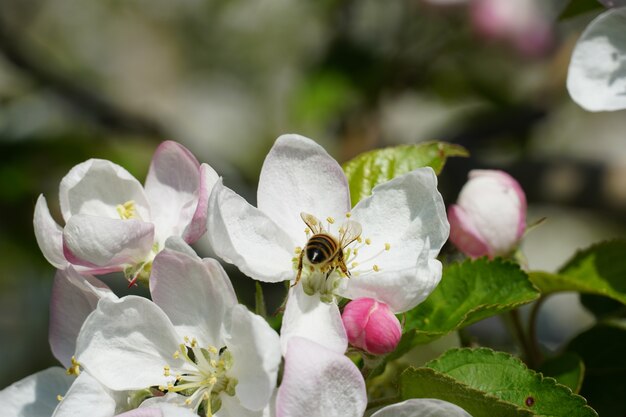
[338,251,351,278]
[292,251,305,287]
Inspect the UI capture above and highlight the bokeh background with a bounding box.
[1,0,625,389]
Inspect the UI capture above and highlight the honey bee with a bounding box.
[293,212,362,287]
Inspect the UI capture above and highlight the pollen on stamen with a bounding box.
[338,227,345,234]
[326,216,335,224]
[385,243,391,251]
[365,238,372,245]
[346,212,352,218]
[163,365,171,377]
[294,246,302,254]
[57,395,63,402]
[66,356,81,376]
[173,350,180,359]
[208,346,218,354]
[351,262,359,268]
[191,338,198,347]
[356,236,363,243]
[373,265,380,272]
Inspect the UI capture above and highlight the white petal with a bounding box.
[53,372,122,417]
[63,215,154,268]
[59,159,150,221]
[139,394,199,417]
[342,168,448,312]
[224,305,281,411]
[280,286,347,355]
[217,394,266,417]
[183,163,220,244]
[257,134,351,239]
[144,141,202,245]
[207,181,296,282]
[150,249,236,348]
[33,195,68,269]
[567,8,626,111]
[115,411,162,417]
[163,236,199,257]
[76,296,185,391]
[276,338,366,417]
[49,267,116,368]
[371,399,472,417]
[0,367,72,417]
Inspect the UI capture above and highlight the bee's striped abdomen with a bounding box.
[305,234,338,264]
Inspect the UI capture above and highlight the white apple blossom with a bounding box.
[208,134,449,353]
[74,245,281,417]
[276,337,472,417]
[567,7,626,111]
[34,140,218,284]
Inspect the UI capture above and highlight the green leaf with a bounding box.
[254,282,267,318]
[539,352,585,394]
[528,240,626,305]
[426,348,598,417]
[342,142,468,206]
[400,367,533,417]
[567,323,626,417]
[393,259,539,359]
[559,0,603,19]
[580,293,626,320]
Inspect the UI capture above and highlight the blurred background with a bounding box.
[1,0,625,389]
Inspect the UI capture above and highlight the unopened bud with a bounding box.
[342,298,401,355]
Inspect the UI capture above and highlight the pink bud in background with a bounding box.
[342,298,402,355]
[448,170,526,259]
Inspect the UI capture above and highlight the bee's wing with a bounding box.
[339,220,362,248]
[300,212,325,234]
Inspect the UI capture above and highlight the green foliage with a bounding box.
[424,348,597,416]
[254,282,267,318]
[400,367,533,417]
[391,259,539,359]
[559,0,604,19]
[342,142,468,206]
[539,352,585,394]
[529,240,626,304]
[567,323,626,417]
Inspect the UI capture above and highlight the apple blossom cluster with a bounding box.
[1,134,527,416]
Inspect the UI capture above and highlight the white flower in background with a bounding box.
[448,170,526,259]
[208,134,449,353]
[276,337,472,417]
[34,141,218,284]
[567,7,626,111]
[74,245,281,417]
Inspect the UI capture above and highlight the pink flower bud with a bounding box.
[342,298,402,355]
[448,170,526,259]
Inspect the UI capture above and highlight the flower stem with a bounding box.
[527,296,547,367]
[507,309,537,368]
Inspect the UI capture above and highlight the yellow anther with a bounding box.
[353,249,359,256]
[116,200,137,220]
[173,350,180,359]
[305,228,311,234]
[346,212,352,218]
[351,262,359,268]
[57,395,64,402]
[385,243,391,251]
[338,227,345,234]
[163,365,170,377]
[210,360,218,368]
[356,236,363,243]
[209,376,217,385]
[158,385,166,391]
[294,246,302,254]
[184,336,190,343]
[365,238,372,245]
[66,356,81,376]
[176,375,182,381]
[185,398,192,405]
[191,338,198,347]
[326,216,335,224]
[167,383,175,390]
[208,345,218,354]
[373,265,380,272]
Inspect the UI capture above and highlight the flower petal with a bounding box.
[276,337,366,417]
[224,305,281,411]
[371,399,472,417]
[207,180,296,282]
[59,159,150,221]
[139,394,199,417]
[34,194,68,269]
[219,394,266,417]
[63,215,154,268]
[0,367,73,417]
[49,267,116,368]
[447,204,491,258]
[342,168,448,312]
[183,163,220,244]
[257,134,351,239]
[150,249,236,348]
[144,141,203,245]
[567,7,626,111]
[75,296,184,391]
[280,286,347,355]
[53,372,123,417]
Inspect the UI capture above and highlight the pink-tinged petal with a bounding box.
[371,399,472,417]
[150,249,236,348]
[280,286,347,355]
[276,338,366,417]
[75,296,185,391]
[0,367,72,417]
[53,372,123,417]
[137,395,200,417]
[183,163,219,244]
[257,134,351,239]
[224,305,281,412]
[207,181,296,283]
[59,159,150,222]
[33,194,68,269]
[341,169,449,312]
[63,215,154,268]
[219,394,267,417]
[49,267,116,368]
[448,205,491,258]
[144,141,203,245]
[342,298,401,355]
